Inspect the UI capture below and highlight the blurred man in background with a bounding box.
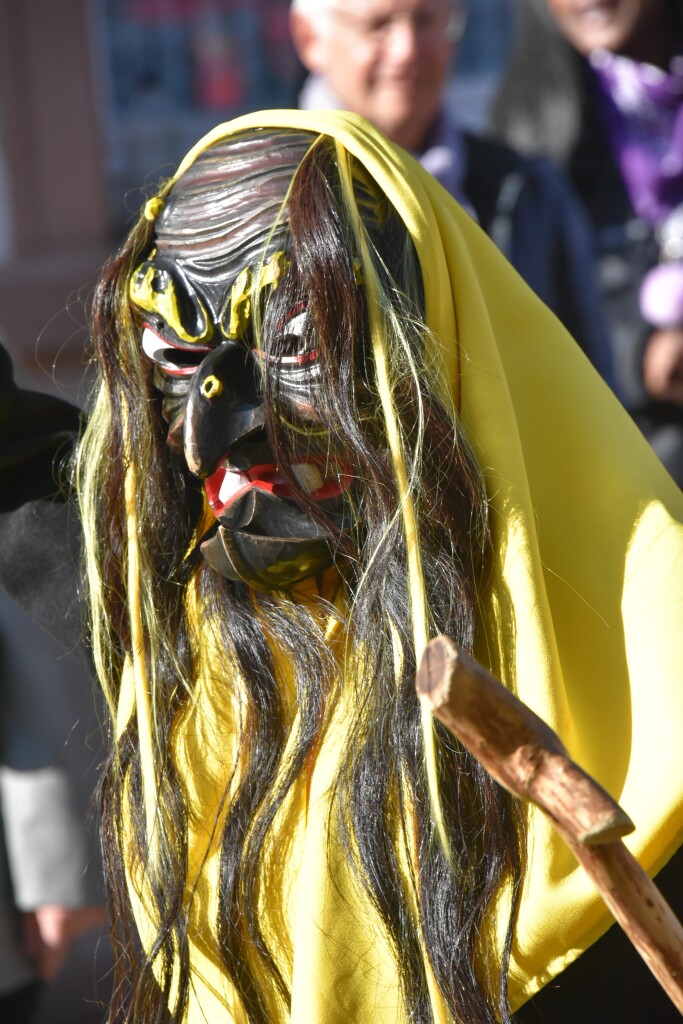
[292,0,458,153]
[289,0,615,385]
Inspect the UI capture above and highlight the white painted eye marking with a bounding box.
[285,310,307,337]
[254,349,320,367]
[141,325,212,377]
[141,326,170,363]
[253,307,317,367]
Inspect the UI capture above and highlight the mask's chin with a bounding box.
[199,481,348,591]
[200,524,334,590]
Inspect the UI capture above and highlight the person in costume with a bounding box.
[3,110,679,1022]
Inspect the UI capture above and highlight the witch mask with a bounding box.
[130,131,355,590]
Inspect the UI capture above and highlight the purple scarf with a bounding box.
[590,48,683,226]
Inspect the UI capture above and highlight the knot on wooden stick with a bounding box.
[416,636,634,845]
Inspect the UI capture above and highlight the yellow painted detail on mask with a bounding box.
[144,196,165,222]
[258,250,290,290]
[224,252,291,339]
[226,266,253,339]
[130,260,213,345]
[201,375,223,400]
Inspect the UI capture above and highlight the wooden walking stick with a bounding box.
[416,635,683,1014]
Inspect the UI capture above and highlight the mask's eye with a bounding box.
[141,324,213,378]
[256,302,318,366]
[130,255,214,345]
[256,303,323,422]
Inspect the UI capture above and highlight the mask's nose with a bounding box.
[184,342,265,477]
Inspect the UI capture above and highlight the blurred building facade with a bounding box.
[0,0,511,393]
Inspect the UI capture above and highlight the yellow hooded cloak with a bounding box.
[118,110,683,1021]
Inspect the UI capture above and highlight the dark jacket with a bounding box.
[0,343,83,650]
[462,131,616,389]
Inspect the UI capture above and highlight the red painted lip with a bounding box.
[204,457,352,519]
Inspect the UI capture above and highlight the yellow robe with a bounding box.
[120,110,683,1021]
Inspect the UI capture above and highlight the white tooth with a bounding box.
[141,326,167,362]
[219,469,248,504]
[292,463,324,493]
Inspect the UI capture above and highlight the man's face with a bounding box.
[545,0,667,59]
[130,247,352,590]
[293,0,456,152]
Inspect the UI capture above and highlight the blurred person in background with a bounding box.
[490,0,683,485]
[0,597,107,1024]
[0,344,108,1023]
[289,0,615,387]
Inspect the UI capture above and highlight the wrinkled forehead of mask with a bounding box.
[151,129,319,315]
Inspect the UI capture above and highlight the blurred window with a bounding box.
[451,0,513,129]
[96,0,512,229]
[97,0,304,230]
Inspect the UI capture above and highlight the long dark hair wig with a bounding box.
[76,128,525,1024]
